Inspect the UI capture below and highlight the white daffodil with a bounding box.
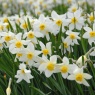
[9,33,30,54]
[83,23,95,45]
[67,67,92,86]
[39,41,52,57]
[0,31,15,47]
[15,63,33,83]
[33,14,53,40]
[87,12,95,23]
[38,55,57,77]
[0,22,7,32]
[51,11,69,35]
[68,3,78,13]
[19,42,41,67]
[20,20,28,30]
[55,57,71,79]
[23,30,38,44]
[64,30,80,46]
[61,37,73,53]
[67,9,84,30]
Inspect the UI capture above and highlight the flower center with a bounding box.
[17,53,23,57]
[75,73,83,82]
[0,43,2,47]
[67,0,72,3]
[22,23,28,29]
[47,62,54,71]
[15,41,23,48]
[89,16,94,22]
[27,32,35,39]
[70,33,76,39]
[27,52,34,59]
[5,35,11,42]
[56,20,62,26]
[71,17,78,24]
[61,66,68,73]
[39,24,46,31]
[89,31,95,37]
[3,18,8,23]
[42,49,49,55]
[72,7,77,12]
[21,69,25,74]
[0,25,4,30]
[63,42,68,48]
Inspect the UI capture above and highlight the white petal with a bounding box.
[84,27,92,32]
[67,75,75,80]
[93,23,95,31]
[19,63,26,69]
[83,32,90,39]
[39,41,45,50]
[27,43,35,52]
[50,55,57,63]
[69,23,74,30]
[82,79,90,86]
[83,73,92,79]
[35,32,44,38]
[62,73,68,79]
[16,78,22,83]
[45,69,53,77]
[67,12,73,18]
[62,57,69,64]
[51,11,58,19]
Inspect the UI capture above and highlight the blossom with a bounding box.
[33,14,53,40]
[38,55,57,77]
[15,63,33,83]
[51,11,69,34]
[9,33,30,54]
[39,41,52,57]
[67,9,84,30]
[23,30,38,44]
[64,30,80,46]
[19,42,41,67]
[83,23,95,45]
[0,31,15,47]
[67,67,92,86]
[55,57,71,79]
[87,12,95,23]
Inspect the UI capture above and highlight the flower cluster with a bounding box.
[0,2,95,86]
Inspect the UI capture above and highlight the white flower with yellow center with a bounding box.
[15,63,33,83]
[0,31,15,46]
[67,68,92,86]
[33,14,53,40]
[61,37,73,53]
[0,22,6,32]
[68,3,78,13]
[67,9,84,30]
[38,55,57,77]
[64,30,80,46]
[9,33,30,54]
[23,30,37,44]
[39,41,51,57]
[87,12,95,23]
[19,43,41,67]
[51,11,70,35]
[83,23,95,45]
[55,57,71,79]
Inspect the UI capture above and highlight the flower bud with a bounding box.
[76,55,87,67]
